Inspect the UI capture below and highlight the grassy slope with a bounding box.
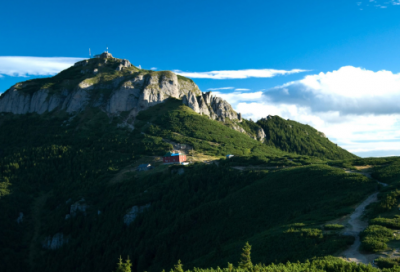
[135,98,287,157]
[256,116,357,160]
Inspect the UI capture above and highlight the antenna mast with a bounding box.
[89,48,91,58]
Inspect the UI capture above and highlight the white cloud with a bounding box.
[265,66,400,115]
[214,91,263,106]
[174,68,307,79]
[150,67,157,70]
[358,0,400,7]
[207,87,234,91]
[235,88,250,91]
[0,56,84,77]
[216,66,400,157]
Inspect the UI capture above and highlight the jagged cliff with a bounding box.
[180,91,269,141]
[182,91,241,121]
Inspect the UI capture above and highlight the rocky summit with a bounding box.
[0,52,252,133]
[0,53,199,116]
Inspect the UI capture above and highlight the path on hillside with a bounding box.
[29,192,50,269]
[340,192,379,264]
[339,170,388,265]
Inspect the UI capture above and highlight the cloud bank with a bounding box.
[216,66,400,157]
[0,56,84,77]
[175,68,307,79]
[265,66,400,115]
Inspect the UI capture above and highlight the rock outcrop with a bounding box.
[123,204,151,226]
[0,53,201,118]
[257,127,266,142]
[182,91,239,121]
[42,233,67,250]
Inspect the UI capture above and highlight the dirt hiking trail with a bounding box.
[340,192,379,264]
[339,169,388,265]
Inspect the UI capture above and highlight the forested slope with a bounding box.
[0,106,376,272]
[256,116,356,160]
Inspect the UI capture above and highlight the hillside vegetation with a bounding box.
[0,104,380,272]
[256,116,356,160]
[136,98,287,157]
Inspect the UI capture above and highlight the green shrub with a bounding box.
[370,217,400,229]
[375,257,400,269]
[360,225,394,252]
[324,224,344,230]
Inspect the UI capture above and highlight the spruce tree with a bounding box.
[174,260,184,272]
[123,256,132,272]
[114,256,132,272]
[227,262,233,272]
[115,256,124,272]
[238,242,253,270]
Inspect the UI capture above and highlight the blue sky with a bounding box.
[1,0,400,157]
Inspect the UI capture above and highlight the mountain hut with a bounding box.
[163,151,187,164]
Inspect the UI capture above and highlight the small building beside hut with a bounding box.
[163,151,187,164]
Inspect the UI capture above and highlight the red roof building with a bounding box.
[163,151,187,164]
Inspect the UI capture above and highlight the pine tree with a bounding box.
[114,256,132,272]
[174,260,184,272]
[227,262,233,272]
[115,256,124,272]
[238,242,253,270]
[123,256,132,272]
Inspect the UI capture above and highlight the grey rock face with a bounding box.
[257,127,266,141]
[182,91,199,113]
[116,59,132,71]
[0,85,90,115]
[197,95,210,116]
[0,62,201,118]
[182,91,239,121]
[42,233,67,250]
[229,123,247,134]
[107,72,201,118]
[16,212,23,224]
[123,204,151,226]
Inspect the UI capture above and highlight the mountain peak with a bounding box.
[0,56,245,134]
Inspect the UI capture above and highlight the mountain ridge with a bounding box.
[0,52,355,159]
